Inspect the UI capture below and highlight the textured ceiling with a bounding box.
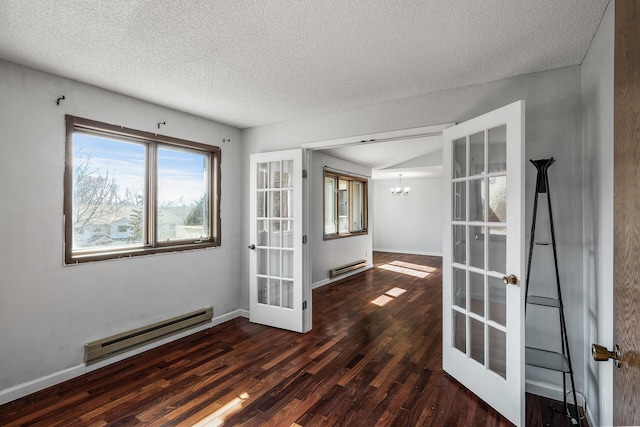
[0,0,608,129]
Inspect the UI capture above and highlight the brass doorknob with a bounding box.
[592,344,622,368]
[502,274,518,285]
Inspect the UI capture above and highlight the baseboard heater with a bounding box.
[84,307,213,364]
[330,259,367,278]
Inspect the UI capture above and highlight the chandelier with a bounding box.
[390,173,410,196]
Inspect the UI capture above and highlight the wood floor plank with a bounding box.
[0,252,586,426]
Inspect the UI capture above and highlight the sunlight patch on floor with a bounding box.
[190,392,249,426]
[371,257,435,306]
[371,294,394,306]
[378,263,429,278]
[371,287,408,306]
[390,260,437,273]
[385,287,407,297]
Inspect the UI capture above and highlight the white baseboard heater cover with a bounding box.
[85,307,213,364]
[330,259,367,278]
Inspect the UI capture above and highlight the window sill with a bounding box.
[323,231,368,241]
[65,241,220,265]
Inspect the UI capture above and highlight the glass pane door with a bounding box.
[442,101,524,426]
[249,149,304,333]
[256,160,295,309]
[451,124,508,378]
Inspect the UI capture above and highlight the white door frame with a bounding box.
[299,122,453,323]
[249,123,455,332]
[301,124,454,151]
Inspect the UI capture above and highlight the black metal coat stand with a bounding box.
[524,158,580,423]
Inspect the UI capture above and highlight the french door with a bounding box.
[249,149,305,332]
[442,101,525,425]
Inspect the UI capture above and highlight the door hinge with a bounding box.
[302,169,308,179]
[302,235,307,244]
[303,301,307,310]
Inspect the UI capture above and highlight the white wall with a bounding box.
[581,1,614,425]
[0,60,243,402]
[309,151,373,286]
[373,176,443,255]
[242,65,585,398]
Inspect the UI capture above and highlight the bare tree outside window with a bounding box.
[73,154,121,233]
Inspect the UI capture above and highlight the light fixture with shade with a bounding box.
[390,173,410,196]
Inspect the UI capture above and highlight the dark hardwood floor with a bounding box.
[0,252,585,426]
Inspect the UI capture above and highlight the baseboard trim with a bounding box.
[373,248,443,257]
[526,379,591,425]
[312,264,373,289]
[0,309,246,405]
[0,364,86,406]
[585,401,595,427]
[525,379,565,402]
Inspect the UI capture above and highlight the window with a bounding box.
[64,115,221,264]
[323,170,368,239]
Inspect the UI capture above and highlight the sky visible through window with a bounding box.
[74,133,206,205]
[158,146,207,207]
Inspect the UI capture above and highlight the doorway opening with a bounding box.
[301,123,452,326]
